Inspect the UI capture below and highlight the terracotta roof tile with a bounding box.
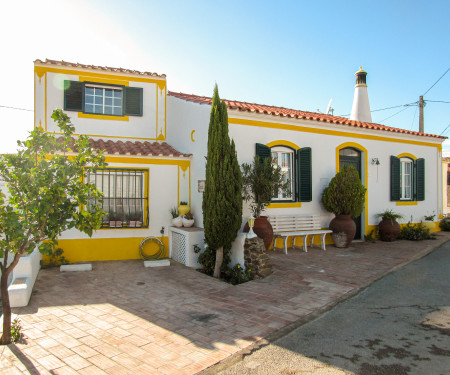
[57,138,191,158]
[35,59,166,79]
[168,91,445,139]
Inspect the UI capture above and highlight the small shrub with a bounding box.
[399,222,435,241]
[179,201,188,205]
[169,207,178,218]
[224,264,251,285]
[11,319,23,343]
[40,248,69,268]
[439,216,450,231]
[364,229,377,243]
[184,212,194,220]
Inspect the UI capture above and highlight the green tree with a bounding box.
[202,85,242,278]
[0,110,106,345]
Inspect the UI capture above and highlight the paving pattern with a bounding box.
[1,233,449,374]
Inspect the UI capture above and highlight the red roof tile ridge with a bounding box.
[168,91,445,139]
[34,59,166,78]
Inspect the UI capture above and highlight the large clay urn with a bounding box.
[378,217,401,241]
[329,215,356,248]
[243,216,273,250]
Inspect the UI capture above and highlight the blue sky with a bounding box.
[1,0,449,153]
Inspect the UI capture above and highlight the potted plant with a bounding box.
[178,201,190,216]
[423,212,435,233]
[128,212,143,228]
[183,212,195,227]
[170,207,183,227]
[241,156,290,249]
[109,212,118,228]
[377,209,403,241]
[321,165,366,248]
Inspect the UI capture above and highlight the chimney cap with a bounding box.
[355,66,367,75]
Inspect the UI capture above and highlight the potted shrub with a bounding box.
[183,212,195,227]
[377,209,403,241]
[241,156,290,249]
[109,212,122,228]
[178,201,190,216]
[321,165,366,248]
[170,207,183,227]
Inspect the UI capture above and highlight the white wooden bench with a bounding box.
[269,214,332,254]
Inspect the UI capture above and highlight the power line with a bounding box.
[338,102,415,117]
[423,68,450,96]
[439,123,450,136]
[0,105,33,112]
[426,100,450,104]
[379,106,411,123]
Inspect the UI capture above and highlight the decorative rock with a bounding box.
[244,237,272,280]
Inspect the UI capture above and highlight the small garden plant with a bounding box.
[439,216,450,231]
[40,248,69,268]
[398,222,435,241]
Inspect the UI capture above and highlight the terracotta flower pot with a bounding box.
[329,214,356,248]
[378,217,400,241]
[243,216,273,250]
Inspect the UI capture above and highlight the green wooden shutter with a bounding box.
[297,147,312,202]
[390,155,401,201]
[124,87,143,116]
[255,143,271,163]
[64,80,83,111]
[416,158,425,201]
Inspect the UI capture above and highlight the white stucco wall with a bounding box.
[167,96,444,234]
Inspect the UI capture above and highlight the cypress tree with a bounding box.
[202,85,242,278]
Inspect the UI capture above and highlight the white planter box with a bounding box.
[168,226,204,268]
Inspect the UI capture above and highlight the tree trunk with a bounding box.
[0,265,12,345]
[213,247,223,279]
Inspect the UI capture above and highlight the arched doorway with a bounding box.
[339,147,362,239]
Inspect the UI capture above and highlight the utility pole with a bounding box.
[419,96,425,133]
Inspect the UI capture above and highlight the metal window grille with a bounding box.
[86,168,149,228]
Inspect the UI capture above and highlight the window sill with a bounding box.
[396,201,418,206]
[267,202,302,209]
[78,112,129,121]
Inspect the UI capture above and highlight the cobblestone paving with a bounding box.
[1,233,449,374]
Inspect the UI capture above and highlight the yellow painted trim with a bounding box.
[164,86,167,140]
[397,152,417,160]
[336,142,369,236]
[49,131,157,141]
[396,201,418,206]
[34,66,166,86]
[45,72,48,131]
[191,130,196,142]
[189,165,191,206]
[78,113,130,121]
[267,202,302,208]
[266,140,300,150]
[156,84,159,139]
[228,118,442,150]
[177,167,180,207]
[52,236,169,262]
[104,156,190,168]
[79,76,129,87]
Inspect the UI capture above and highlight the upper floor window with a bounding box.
[271,147,294,200]
[64,80,143,117]
[85,85,123,116]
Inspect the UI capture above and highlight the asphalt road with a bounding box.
[217,241,450,375]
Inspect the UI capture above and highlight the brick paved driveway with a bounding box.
[1,233,449,374]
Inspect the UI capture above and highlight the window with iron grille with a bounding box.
[86,168,149,228]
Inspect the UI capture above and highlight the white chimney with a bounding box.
[350,67,372,123]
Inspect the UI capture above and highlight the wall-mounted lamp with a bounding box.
[246,214,257,238]
[371,158,380,165]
